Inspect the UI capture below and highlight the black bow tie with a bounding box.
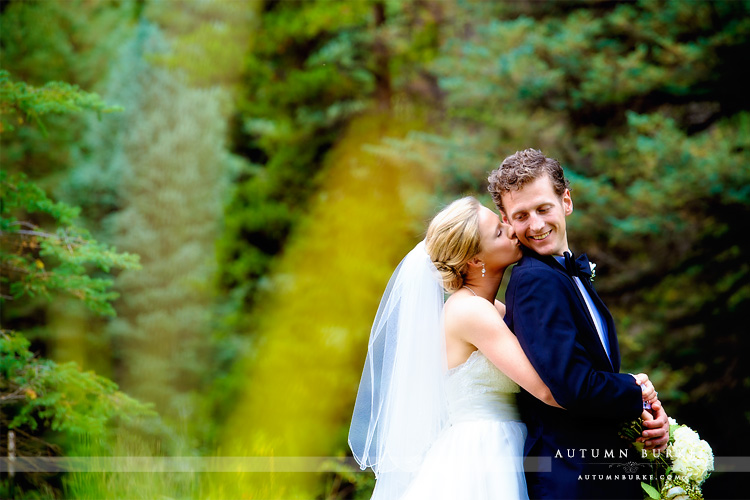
[563,251,592,280]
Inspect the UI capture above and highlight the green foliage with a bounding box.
[319,457,376,500]
[58,21,165,237]
[143,0,257,92]
[0,0,137,181]
[219,0,444,318]
[63,432,201,500]
[0,69,138,313]
[0,68,150,499]
[0,169,80,225]
[597,112,750,447]
[1,330,154,434]
[434,0,750,128]
[0,0,138,88]
[1,171,140,316]
[0,70,121,135]
[85,23,231,425]
[217,0,371,312]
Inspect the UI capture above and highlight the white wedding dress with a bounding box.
[383,350,529,500]
[350,243,528,500]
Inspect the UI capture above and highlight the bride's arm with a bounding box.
[447,298,563,408]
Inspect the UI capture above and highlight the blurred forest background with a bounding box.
[1,0,749,498]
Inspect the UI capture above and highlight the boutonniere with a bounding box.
[589,262,596,282]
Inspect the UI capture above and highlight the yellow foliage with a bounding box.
[213,111,435,498]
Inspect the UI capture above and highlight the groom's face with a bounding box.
[500,175,573,257]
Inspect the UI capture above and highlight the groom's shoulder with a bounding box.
[512,252,556,275]
[509,253,567,286]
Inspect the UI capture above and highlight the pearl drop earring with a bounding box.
[482,263,486,278]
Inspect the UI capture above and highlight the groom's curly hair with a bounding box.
[487,149,570,214]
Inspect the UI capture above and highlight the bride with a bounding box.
[349,197,656,499]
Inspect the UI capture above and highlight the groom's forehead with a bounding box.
[503,177,560,207]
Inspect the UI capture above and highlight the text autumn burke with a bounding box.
[554,448,706,460]
[554,449,630,459]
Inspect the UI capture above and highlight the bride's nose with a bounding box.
[503,222,517,240]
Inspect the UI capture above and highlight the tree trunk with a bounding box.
[373,2,391,111]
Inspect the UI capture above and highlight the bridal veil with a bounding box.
[349,241,449,498]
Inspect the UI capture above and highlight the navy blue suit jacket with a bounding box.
[504,250,644,499]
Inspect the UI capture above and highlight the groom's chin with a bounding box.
[523,242,548,255]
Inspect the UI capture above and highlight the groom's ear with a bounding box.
[562,189,573,216]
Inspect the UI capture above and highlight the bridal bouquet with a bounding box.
[620,417,714,500]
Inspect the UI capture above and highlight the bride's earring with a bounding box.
[482,263,486,278]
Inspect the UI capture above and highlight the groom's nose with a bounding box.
[528,213,545,232]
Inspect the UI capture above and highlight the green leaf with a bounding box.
[641,482,661,499]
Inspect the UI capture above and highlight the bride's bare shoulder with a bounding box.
[444,292,499,326]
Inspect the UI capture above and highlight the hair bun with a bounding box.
[433,260,464,292]
[434,261,455,274]
[424,197,481,293]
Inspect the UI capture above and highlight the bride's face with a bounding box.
[476,206,522,271]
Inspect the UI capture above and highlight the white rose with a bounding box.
[664,485,689,500]
[674,426,700,445]
[669,426,714,483]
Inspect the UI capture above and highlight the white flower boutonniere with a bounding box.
[589,262,596,282]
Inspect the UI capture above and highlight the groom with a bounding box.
[488,149,669,499]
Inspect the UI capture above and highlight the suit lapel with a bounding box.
[533,253,615,370]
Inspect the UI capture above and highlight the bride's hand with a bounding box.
[633,373,658,403]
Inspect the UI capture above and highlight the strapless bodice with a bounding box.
[446,350,520,424]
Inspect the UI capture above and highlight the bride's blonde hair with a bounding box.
[425,197,482,293]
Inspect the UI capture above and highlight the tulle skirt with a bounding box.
[372,419,528,500]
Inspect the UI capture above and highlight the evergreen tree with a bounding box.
[61,2,256,452]
[102,25,230,424]
[61,22,167,238]
[0,0,141,386]
[0,70,152,499]
[0,0,137,180]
